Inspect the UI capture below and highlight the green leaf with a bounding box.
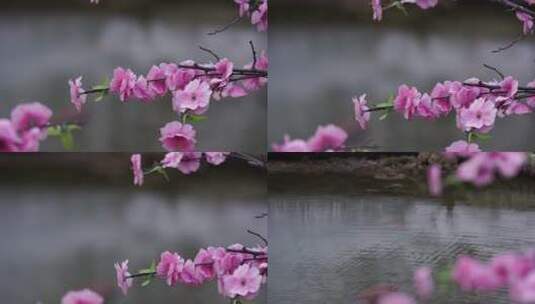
[59,131,74,151]
[473,133,492,141]
[141,279,152,287]
[157,167,170,181]
[47,126,62,137]
[94,90,108,102]
[395,1,409,16]
[185,114,208,124]
[60,131,75,151]
[379,112,390,120]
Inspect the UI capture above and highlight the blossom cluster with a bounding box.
[427,152,527,196]
[0,102,52,152]
[115,244,268,301]
[371,0,534,35]
[58,243,267,303]
[235,0,269,32]
[354,76,535,150]
[131,152,230,186]
[70,53,268,152]
[364,248,535,304]
[272,124,348,152]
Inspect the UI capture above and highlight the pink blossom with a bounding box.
[222,264,263,298]
[156,251,185,287]
[272,135,311,152]
[181,259,203,285]
[487,152,527,178]
[132,76,156,102]
[69,77,87,112]
[131,154,143,186]
[457,153,497,186]
[0,119,21,152]
[430,82,456,115]
[427,164,442,197]
[215,250,245,276]
[452,256,502,291]
[234,0,250,17]
[114,260,133,295]
[214,83,248,100]
[414,0,438,9]
[159,122,197,152]
[371,0,383,21]
[161,152,202,175]
[194,248,218,281]
[242,51,268,92]
[307,124,348,152]
[172,79,212,114]
[516,11,534,35]
[110,67,137,102]
[146,65,168,96]
[61,289,103,304]
[353,94,371,129]
[18,127,43,152]
[205,152,229,166]
[214,58,234,83]
[175,152,202,175]
[511,272,535,303]
[500,76,519,98]
[491,253,534,285]
[251,1,268,32]
[166,62,197,91]
[377,292,416,304]
[451,86,480,109]
[414,266,434,300]
[458,98,497,131]
[10,102,52,133]
[394,85,420,120]
[161,152,184,169]
[444,140,481,157]
[416,93,440,120]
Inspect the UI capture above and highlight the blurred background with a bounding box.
[0,0,266,152]
[269,0,535,151]
[269,153,535,304]
[0,153,267,303]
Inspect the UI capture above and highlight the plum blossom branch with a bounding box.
[114,242,267,302]
[0,102,82,152]
[351,75,535,151]
[130,152,265,186]
[209,0,268,35]
[69,50,268,152]
[56,240,268,304]
[426,151,528,196]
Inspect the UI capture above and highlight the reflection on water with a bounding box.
[269,20,535,150]
[0,183,266,303]
[269,174,535,304]
[0,10,266,152]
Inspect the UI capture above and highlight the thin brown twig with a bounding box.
[207,15,243,36]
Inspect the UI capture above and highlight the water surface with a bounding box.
[269,173,535,303]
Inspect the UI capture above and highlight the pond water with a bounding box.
[269,173,535,304]
[269,7,535,150]
[0,6,266,152]
[0,162,267,303]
